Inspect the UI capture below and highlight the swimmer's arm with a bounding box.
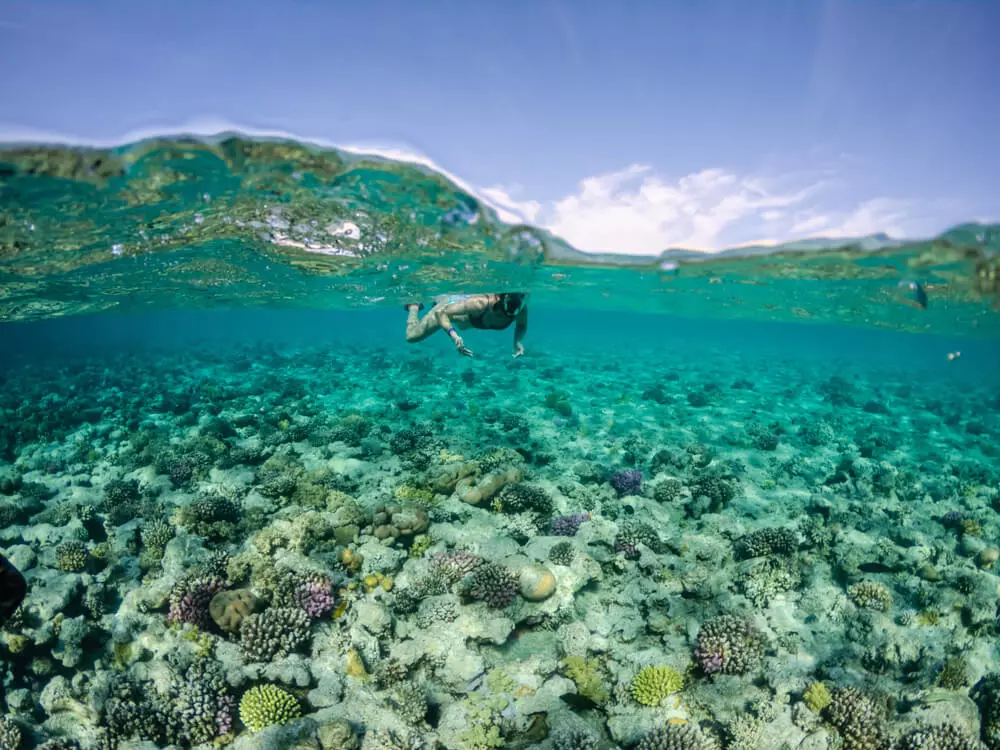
[436,311,461,344]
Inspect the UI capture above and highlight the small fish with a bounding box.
[947,351,962,362]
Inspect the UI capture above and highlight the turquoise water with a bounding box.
[1,136,1000,749]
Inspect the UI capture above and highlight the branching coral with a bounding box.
[238,684,301,732]
[168,576,227,629]
[240,607,311,662]
[694,615,766,675]
[823,687,889,750]
[635,724,721,750]
[461,562,519,609]
[631,665,684,706]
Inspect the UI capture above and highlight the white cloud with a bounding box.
[483,164,928,254]
[529,164,829,253]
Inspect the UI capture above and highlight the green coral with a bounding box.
[803,681,832,712]
[395,484,435,506]
[456,670,514,750]
[409,534,433,558]
[630,665,684,706]
[561,656,609,704]
[238,684,302,732]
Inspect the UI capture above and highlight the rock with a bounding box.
[519,563,556,601]
[317,719,358,750]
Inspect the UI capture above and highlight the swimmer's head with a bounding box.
[497,293,527,317]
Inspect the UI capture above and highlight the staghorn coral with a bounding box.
[238,684,301,732]
[694,615,766,675]
[631,665,685,706]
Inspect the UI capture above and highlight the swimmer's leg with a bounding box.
[405,305,441,343]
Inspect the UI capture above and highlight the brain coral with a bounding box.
[209,588,258,633]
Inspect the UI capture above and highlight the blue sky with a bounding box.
[1,0,997,253]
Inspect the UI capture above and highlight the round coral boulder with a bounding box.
[519,563,557,601]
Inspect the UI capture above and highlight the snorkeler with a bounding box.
[404,293,528,358]
[0,553,26,626]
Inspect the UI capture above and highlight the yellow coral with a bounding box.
[345,648,367,679]
[395,484,435,505]
[803,681,832,712]
[409,534,432,558]
[630,665,684,706]
[561,656,608,704]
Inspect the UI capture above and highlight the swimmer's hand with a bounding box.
[454,337,474,357]
[512,343,525,359]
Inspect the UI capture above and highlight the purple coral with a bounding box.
[295,577,336,619]
[694,614,766,675]
[168,576,226,628]
[215,694,236,736]
[462,562,520,609]
[611,469,644,497]
[551,512,591,537]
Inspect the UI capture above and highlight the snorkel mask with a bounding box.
[499,293,527,317]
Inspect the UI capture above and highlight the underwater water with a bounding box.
[1,137,1000,750]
